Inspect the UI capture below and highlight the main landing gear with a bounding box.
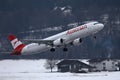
[63,47,68,52]
[50,48,55,52]
[50,47,68,52]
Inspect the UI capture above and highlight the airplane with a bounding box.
[8,21,104,55]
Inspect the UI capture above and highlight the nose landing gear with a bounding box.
[63,47,68,52]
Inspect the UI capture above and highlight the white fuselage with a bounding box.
[21,21,104,55]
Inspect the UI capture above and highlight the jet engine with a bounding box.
[71,38,82,46]
[53,38,64,46]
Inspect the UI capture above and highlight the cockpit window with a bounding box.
[93,22,99,25]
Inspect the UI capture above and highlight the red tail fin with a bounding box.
[8,34,26,55]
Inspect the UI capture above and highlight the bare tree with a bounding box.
[45,59,58,72]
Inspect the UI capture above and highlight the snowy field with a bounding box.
[0,59,120,80]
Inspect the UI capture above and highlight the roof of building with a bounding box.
[88,58,117,63]
[57,59,93,68]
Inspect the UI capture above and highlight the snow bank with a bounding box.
[0,59,120,80]
[0,59,47,73]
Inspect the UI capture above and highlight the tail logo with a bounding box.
[8,34,26,55]
[11,38,23,49]
[13,40,18,46]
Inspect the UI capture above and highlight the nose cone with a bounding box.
[98,23,104,30]
[97,23,104,30]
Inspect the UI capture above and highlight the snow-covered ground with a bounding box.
[0,59,120,80]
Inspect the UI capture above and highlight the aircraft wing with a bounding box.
[23,39,54,45]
